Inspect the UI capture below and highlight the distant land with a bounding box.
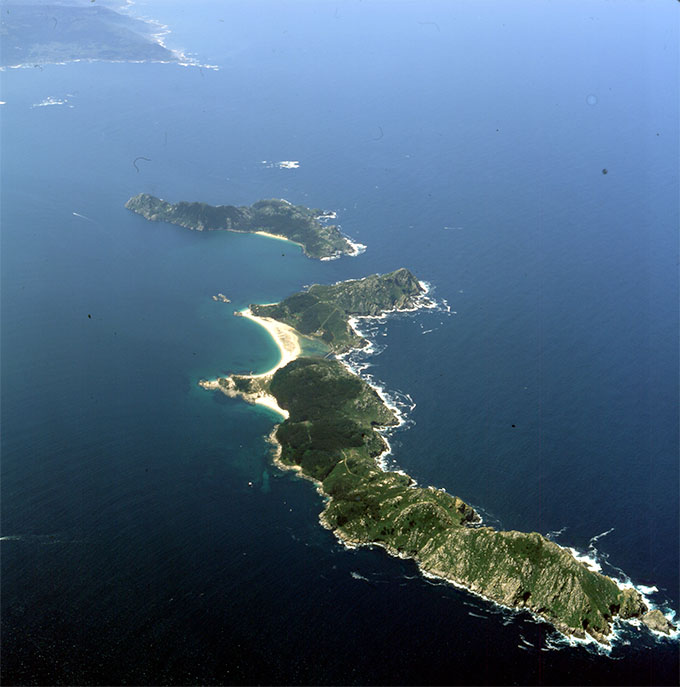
[203,269,676,645]
[0,1,178,68]
[126,194,363,260]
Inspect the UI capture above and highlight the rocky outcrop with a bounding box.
[642,609,675,635]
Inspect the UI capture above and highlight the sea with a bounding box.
[1,1,678,684]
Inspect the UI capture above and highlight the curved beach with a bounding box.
[199,308,302,420]
[240,308,301,377]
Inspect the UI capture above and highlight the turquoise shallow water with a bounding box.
[1,1,678,684]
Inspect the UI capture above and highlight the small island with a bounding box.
[201,269,676,645]
[125,194,362,260]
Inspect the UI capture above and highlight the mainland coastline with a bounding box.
[1,2,187,70]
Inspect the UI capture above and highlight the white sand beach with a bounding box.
[253,394,289,419]
[253,230,291,243]
[253,230,305,252]
[240,308,301,377]
[198,308,302,419]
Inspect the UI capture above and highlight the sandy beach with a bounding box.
[240,308,301,376]
[253,230,304,251]
[199,308,302,419]
[199,376,291,420]
[253,393,289,419]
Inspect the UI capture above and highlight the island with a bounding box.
[125,194,362,260]
[251,267,426,351]
[200,269,676,645]
[1,2,179,68]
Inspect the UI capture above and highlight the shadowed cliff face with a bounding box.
[125,193,355,259]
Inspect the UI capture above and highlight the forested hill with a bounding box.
[125,193,356,260]
[251,268,426,352]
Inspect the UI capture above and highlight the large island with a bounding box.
[202,269,675,645]
[126,194,361,260]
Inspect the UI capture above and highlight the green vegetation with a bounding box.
[125,193,355,259]
[252,268,425,352]
[264,357,666,643]
[270,358,397,480]
[210,271,675,643]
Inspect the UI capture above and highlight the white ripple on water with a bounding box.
[0,533,84,544]
[350,571,370,582]
[565,530,680,646]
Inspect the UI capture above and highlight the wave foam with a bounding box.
[261,160,300,169]
[32,96,71,108]
[566,533,679,645]
[350,571,370,582]
[334,287,456,487]
[545,526,568,541]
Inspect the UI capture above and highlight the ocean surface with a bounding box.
[1,1,678,684]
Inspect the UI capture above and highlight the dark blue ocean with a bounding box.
[2,1,678,684]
